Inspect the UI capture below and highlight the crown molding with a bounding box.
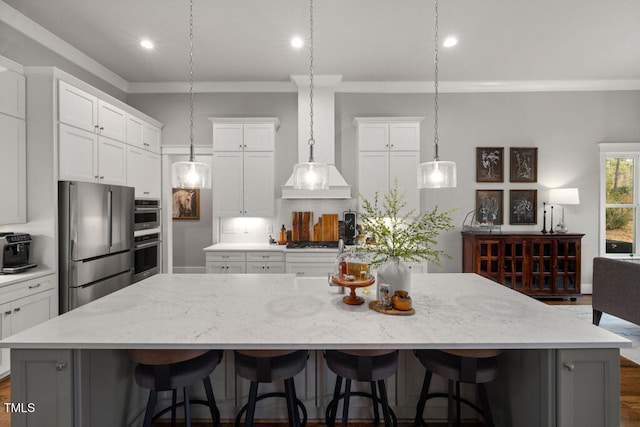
[161,145,213,155]
[0,1,129,92]
[129,79,640,95]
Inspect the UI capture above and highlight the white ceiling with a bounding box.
[3,0,640,86]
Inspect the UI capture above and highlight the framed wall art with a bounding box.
[172,188,200,220]
[476,190,504,225]
[510,147,538,182]
[510,189,537,225]
[476,147,504,182]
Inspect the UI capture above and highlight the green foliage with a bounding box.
[357,183,455,267]
[606,208,631,230]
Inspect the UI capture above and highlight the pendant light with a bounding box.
[417,0,457,189]
[292,0,329,190]
[171,0,211,189]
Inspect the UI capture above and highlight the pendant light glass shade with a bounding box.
[292,161,329,190]
[417,160,456,188]
[172,160,211,189]
[291,0,329,191]
[417,0,457,189]
[171,0,211,190]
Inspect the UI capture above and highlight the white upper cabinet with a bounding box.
[355,117,423,215]
[0,67,25,119]
[143,123,161,153]
[0,58,26,225]
[126,146,161,199]
[127,115,161,153]
[212,118,278,152]
[58,80,98,133]
[0,115,26,224]
[97,100,126,142]
[211,118,278,217]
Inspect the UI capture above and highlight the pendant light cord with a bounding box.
[189,0,195,163]
[433,0,440,162]
[307,0,316,162]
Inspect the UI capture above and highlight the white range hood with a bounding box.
[282,75,351,199]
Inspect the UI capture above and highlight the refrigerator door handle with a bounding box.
[107,189,113,248]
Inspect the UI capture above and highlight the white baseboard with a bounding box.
[172,266,206,274]
[581,282,592,295]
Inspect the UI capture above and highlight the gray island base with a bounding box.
[2,273,629,427]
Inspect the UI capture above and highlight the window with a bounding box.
[600,143,640,257]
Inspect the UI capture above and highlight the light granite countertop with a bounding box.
[0,266,55,289]
[203,243,338,253]
[0,273,630,350]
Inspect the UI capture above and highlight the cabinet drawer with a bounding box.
[0,275,55,304]
[205,252,246,262]
[246,251,284,262]
[246,262,285,274]
[285,252,337,263]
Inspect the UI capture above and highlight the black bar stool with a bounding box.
[413,349,501,427]
[234,350,309,427]
[129,349,223,427]
[324,350,398,427]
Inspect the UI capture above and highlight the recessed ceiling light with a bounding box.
[140,39,154,49]
[443,36,458,48]
[291,36,304,49]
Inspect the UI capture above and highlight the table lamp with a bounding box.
[549,188,580,233]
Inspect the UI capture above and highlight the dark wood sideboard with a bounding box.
[461,231,584,299]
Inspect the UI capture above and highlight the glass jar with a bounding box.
[334,249,370,280]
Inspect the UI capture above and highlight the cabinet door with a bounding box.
[0,302,11,378]
[0,114,26,224]
[358,151,389,210]
[58,80,98,132]
[97,100,127,142]
[0,68,25,119]
[213,152,244,216]
[285,263,334,277]
[126,145,145,196]
[557,348,620,427]
[389,151,420,214]
[126,114,144,148]
[243,123,274,151]
[98,137,127,185]
[243,152,274,217]
[10,290,55,336]
[11,349,74,427]
[59,123,98,182]
[213,123,244,151]
[529,238,555,295]
[143,151,161,199]
[389,122,420,151]
[358,123,389,151]
[143,123,161,153]
[554,238,580,294]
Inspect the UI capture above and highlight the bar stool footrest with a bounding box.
[325,391,398,427]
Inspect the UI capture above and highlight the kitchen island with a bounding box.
[2,273,629,426]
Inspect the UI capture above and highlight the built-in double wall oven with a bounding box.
[133,199,161,282]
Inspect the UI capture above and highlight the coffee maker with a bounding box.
[339,210,358,245]
[0,232,37,273]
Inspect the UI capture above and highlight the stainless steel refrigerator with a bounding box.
[59,181,134,313]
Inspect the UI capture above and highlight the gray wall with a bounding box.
[131,90,640,282]
[0,22,126,101]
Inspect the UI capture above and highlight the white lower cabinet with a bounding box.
[205,252,247,274]
[0,274,57,378]
[285,252,336,277]
[245,251,285,274]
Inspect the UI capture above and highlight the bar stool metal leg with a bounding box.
[143,390,157,427]
[341,378,352,427]
[413,370,432,427]
[203,376,221,427]
[370,381,380,426]
[377,379,393,427]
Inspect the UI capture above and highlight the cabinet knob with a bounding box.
[390,144,394,148]
[239,144,243,148]
[28,283,42,289]
[95,175,100,179]
[4,311,10,316]
[262,266,265,269]
[99,126,104,131]
[564,362,575,372]
[55,362,67,372]
[100,176,104,180]
[14,307,20,313]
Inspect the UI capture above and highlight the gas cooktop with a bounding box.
[286,241,339,249]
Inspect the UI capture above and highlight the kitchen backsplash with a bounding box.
[218,199,356,244]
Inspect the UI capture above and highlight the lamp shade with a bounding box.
[417,160,457,189]
[548,188,580,205]
[292,161,329,190]
[172,160,211,189]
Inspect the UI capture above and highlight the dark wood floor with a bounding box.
[1,295,638,426]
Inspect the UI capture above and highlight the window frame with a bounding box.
[599,142,640,258]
